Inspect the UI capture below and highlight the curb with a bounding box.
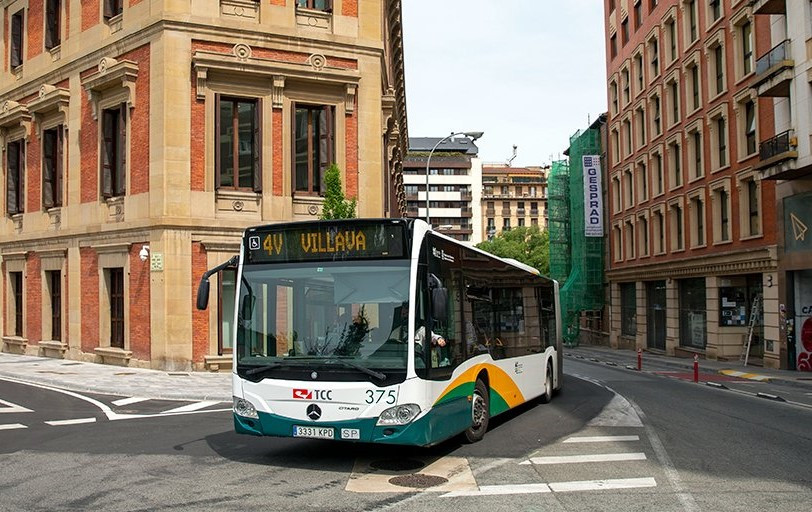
[719,369,771,382]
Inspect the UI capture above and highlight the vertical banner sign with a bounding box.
[582,155,604,237]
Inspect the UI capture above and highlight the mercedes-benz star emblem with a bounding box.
[311,371,318,380]
[306,404,322,421]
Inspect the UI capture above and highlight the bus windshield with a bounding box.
[236,260,411,378]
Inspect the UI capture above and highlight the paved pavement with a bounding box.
[566,343,812,389]
[0,352,231,401]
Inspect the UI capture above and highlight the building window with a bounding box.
[622,68,630,104]
[6,140,24,215]
[717,117,727,168]
[531,218,538,227]
[108,268,125,349]
[639,216,649,256]
[687,63,700,112]
[691,195,705,247]
[687,0,698,43]
[625,219,636,259]
[653,153,663,195]
[216,96,260,192]
[636,106,646,147]
[623,119,632,157]
[709,0,721,22]
[101,104,127,198]
[624,169,634,208]
[666,18,677,62]
[671,202,684,251]
[611,129,620,165]
[294,104,335,196]
[652,94,661,135]
[654,210,665,253]
[744,178,760,236]
[713,44,725,95]
[104,0,123,20]
[744,100,757,156]
[297,0,333,11]
[614,224,623,261]
[668,79,679,126]
[688,128,703,179]
[10,272,23,337]
[518,218,525,227]
[669,140,682,188]
[741,21,753,76]
[620,283,637,336]
[638,161,648,202]
[649,37,659,77]
[42,127,64,209]
[635,54,645,93]
[503,218,511,231]
[634,1,643,29]
[45,0,61,50]
[621,19,629,45]
[10,10,23,68]
[612,175,621,213]
[610,34,618,59]
[48,270,61,341]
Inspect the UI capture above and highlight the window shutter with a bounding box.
[214,94,221,190]
[291,102,298,193]
[253,100,262,193]
[325,0,333,13]
[6,144,19,215]
[45,0,60,50]
[56,127,64,207]
[42,130,55,209]
[102,110,114,198]
[19,142,25,213]
[10,12,22,68]
[318,106,334,195]
[116,104,127,196]
[104,0,113,20]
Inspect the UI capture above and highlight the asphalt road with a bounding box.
[1,359,811,512]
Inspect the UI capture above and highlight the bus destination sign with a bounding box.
[246,223,406,263]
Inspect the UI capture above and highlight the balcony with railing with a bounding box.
[755,129,799,178]
[485,208,496,216]
[753,39,793,97]
[516,208,526,216]
[530,208,539,216]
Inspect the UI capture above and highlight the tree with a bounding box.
[320,164,357,220]
[475,226,550,276]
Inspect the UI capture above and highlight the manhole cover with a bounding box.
[388,474,448,489]
[369,459,425,472]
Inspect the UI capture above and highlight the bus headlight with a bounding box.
[233,397,258,419]
[376,404,421,426]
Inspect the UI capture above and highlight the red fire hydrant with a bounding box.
[693,354,699,383]
[637,348,642,371]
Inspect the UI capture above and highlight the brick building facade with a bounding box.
[1,0,408,370]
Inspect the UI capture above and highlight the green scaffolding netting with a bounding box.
[550,127,605,346]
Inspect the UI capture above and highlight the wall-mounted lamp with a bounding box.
[139,245,150,262]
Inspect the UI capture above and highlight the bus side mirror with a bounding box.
[431,287,448,321]
[196,277,210,310]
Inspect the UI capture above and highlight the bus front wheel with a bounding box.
[464,379,490,443]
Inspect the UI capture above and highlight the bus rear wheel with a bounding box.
[464,379,490,443]
[540,366,553,404]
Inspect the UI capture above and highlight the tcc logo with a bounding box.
[293,389,333,400]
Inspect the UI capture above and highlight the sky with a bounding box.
[401,0,608,167]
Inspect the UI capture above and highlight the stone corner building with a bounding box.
[0,0,409,371]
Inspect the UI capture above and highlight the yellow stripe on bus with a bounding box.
[434,363,525,409]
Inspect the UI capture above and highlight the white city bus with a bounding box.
[197,218,561,446]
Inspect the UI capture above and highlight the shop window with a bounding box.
[679,277,706,349]
[719,275,762,328]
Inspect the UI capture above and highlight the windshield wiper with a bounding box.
[244,361,288,376]
[322,359,387,382]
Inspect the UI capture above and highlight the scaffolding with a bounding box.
[551,127,605,346]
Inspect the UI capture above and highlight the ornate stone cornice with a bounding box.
[606,246,778,281]
[0,100,32,139]
[81,57,139,120]
[27,84,70,124]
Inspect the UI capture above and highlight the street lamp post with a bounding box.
[425,131,484,228]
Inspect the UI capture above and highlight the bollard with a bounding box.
[637,348,642,371]
[693,354,699,383]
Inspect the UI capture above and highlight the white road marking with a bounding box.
[45,418,97,426]
[522,452,646,465]
[160,401,218,414]
[0,398,33,413]
[0,423,27,430]
[112,397,150,406]
[563,435,640,443]
[442,478,657,497]
[548,477,657,493]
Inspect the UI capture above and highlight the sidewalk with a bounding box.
[0,352,231,402]
[566,344,812,390]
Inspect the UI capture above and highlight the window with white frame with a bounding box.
[666,75,680,127]
[708,104,729,171]
[625,218,636,259]
[635,105,647,148]
[622,66,631,105]
[648,34,660,78]
[637,160,648,202]
[624,168,635,209]
[612,174,622,213]
[623,118,633,158]
[664,15,678,64]
[668,138,682,189]
[711,180,731,243]
[614,223,623,261]
[736,92,758,159]
[689,192,705,247]
[611,127,621,165]
[686,122,704,180]
[739,174,761,237]
[639,214,650,256]
[685,0,698,44]
[685,52,702,113]
[653,207,666,254]
[634,52,645,95]
[670,200,684,251]
[652,150,664,196]
[651,92,662,136]
[610,79,619,115]
[708,0,722,24]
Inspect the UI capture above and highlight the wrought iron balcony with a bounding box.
[755,129,798,174]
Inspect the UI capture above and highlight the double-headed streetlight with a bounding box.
[425,131,484,228]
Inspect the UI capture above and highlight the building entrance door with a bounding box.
[647,281,666,351]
